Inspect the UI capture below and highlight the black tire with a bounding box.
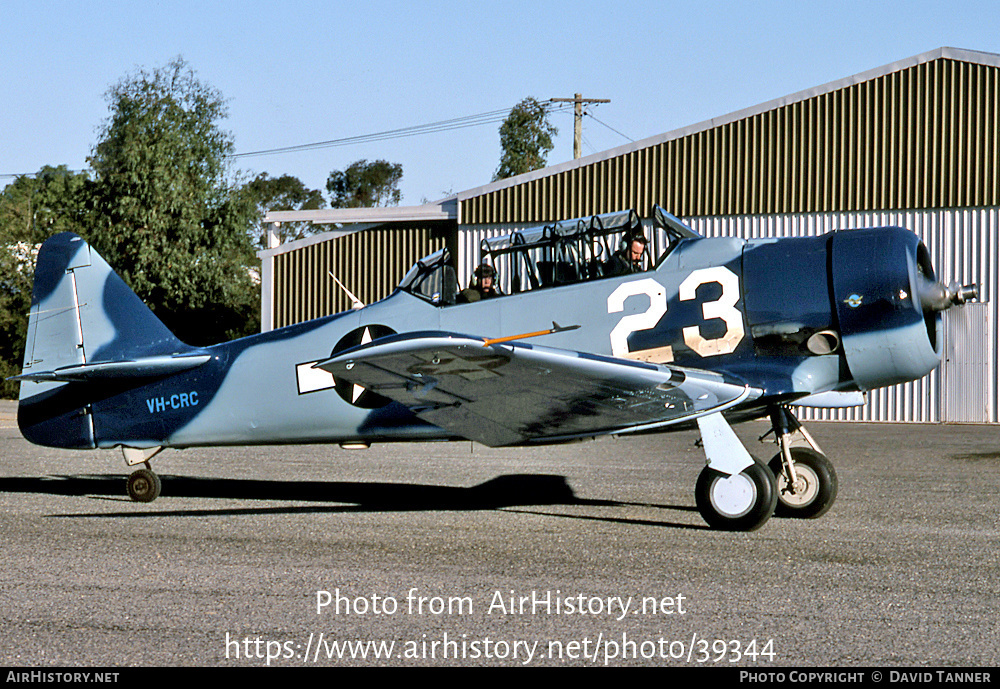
[695,461,777,531]
[767,447,837,519]
[127,468,161,503]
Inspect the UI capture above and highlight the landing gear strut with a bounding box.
[765,406,837,519]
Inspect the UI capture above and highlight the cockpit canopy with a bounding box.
[397,205,700,305]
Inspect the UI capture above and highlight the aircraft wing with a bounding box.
[316,333,759,447]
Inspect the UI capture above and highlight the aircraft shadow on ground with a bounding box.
[949,451,1000,462]
[0,473,703,529]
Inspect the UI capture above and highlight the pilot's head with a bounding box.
[475,263,496,291]
[627,235,647,265]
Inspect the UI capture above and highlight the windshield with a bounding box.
[396,248,457,305]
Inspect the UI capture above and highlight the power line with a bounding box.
[230,102,577,160]
[1,101,579,178]
[585,112,634,143]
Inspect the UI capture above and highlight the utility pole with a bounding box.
[550,94,610,159]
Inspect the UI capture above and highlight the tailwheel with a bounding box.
[127,468,161,503]
[768,447,837,519]
[695,461,777,531]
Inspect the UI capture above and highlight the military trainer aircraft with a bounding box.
[12,207,977,530]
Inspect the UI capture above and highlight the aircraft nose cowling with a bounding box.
[830,227,957,390]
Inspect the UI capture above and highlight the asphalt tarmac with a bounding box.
[1,399,998,668]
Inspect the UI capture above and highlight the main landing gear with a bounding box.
[692,412,778,532]
[764,406,837,519]
[693,406,837,531]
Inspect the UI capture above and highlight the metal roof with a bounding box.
[259,199,456,261]
[454,47,1000,204]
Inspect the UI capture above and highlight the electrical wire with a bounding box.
[1,101,581,177]
[230,102,577,160]
[584,112,634,143]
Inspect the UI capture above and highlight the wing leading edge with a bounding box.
[317,332,760,447]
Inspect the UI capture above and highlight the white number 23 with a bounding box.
[607,267,745,360]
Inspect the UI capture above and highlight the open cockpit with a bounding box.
[397,205,700,306]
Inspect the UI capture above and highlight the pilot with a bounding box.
[457,263,502,303]
[606,234,648,276]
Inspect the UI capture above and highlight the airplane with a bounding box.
[11,206,978,531]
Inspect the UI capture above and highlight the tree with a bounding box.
[86,57,259,345]
[493,97,558,180]
[0,166,91,397]
[244,172,325,247]
[0,166,89,242]
[326,159,403,208]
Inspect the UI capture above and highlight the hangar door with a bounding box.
[941,302,993,423]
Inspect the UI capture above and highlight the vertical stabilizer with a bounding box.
[17,233,189,448]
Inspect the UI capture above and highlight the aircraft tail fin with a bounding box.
[15,233,197,448]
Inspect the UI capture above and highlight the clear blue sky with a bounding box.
[3,0,998,206]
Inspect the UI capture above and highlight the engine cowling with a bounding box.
[830,227,974,390]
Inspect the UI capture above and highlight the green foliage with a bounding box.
[244,172,325,247]
[327,159,403,208]
[86,57,259,346]
[0,166,90,243]
[0,245,33,398]
[0,166,91,397]
[493,97,558,181]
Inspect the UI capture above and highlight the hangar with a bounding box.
[258,47,1000,424]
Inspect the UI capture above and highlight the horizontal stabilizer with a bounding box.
[10,354,211,383]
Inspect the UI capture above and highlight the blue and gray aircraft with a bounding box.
[12,207,977,530]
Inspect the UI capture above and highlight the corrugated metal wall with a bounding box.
[461,56,1000,224]
[458,207,999,423]
[271,225,448,329]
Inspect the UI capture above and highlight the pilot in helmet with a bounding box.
[606,233,648,275]
[457,263,502,303]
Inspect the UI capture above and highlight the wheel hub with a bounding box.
[778,466,819,506]
[710,473,757,518]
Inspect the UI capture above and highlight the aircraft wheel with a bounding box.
[695,461,777,531]
[127,468,161,503]
[768,448,837,519]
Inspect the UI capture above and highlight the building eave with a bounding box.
[263,198,456,226]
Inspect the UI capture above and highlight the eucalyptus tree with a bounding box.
[87,57,259,344]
